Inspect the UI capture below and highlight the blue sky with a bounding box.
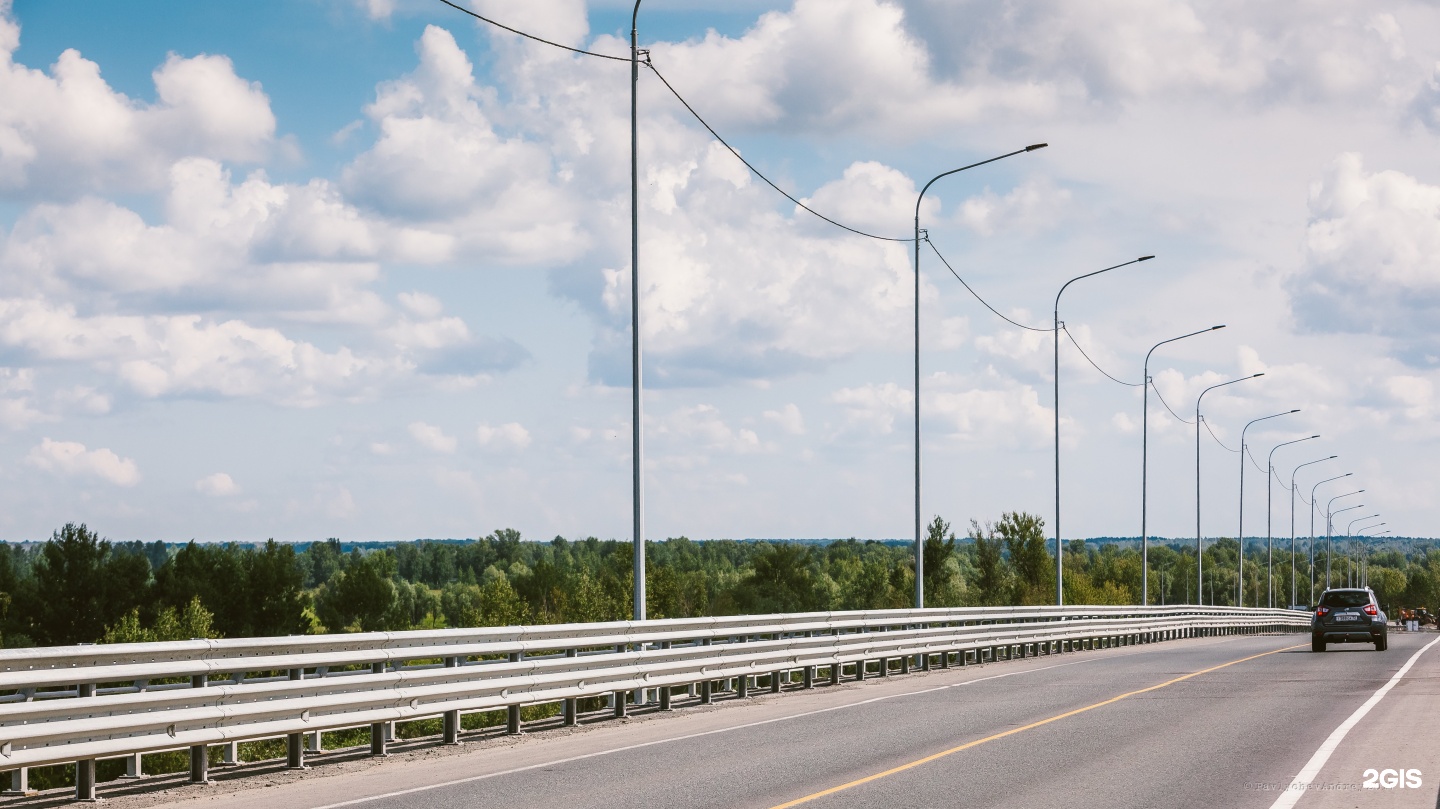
[1,0,1437,544]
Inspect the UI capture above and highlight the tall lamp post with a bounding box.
[1140,325,1225,605]
[1308,472,1351,603]
[1053,254,1155,605]
[1288,455,1335,607]
[630,0,645,622]
[1357,525,1390,587]
[1264,435,1318,607]
[1195,373,1263,602]
[1325,492,1364,588]
[1236,410,1298,605]
[912,143,1047,608]
[1345,515,1381,586]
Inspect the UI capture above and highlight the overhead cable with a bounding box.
[646,63,912,242]
[438,1,942,243]
[438,0,630,61]
[1148,381,1195,425]
[1061,325,1143,386]
[1202,416,1240,452]
[926,239,1053,332]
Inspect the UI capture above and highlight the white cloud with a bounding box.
[195,472,239,497]
[0,11,275,196]
[832,382,913,436]
[1291,153,1440,364]
[25,437,139,486]
[409,421,457,453]
[475,421,532,451]
[763,403,806,435]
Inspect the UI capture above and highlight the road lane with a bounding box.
[64,630,1440,809]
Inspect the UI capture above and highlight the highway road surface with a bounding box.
[27,629,1440,809]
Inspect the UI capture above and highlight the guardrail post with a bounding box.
[770,671,782,694]
[442,656,461,744]
[563,649,579,725]
[878,656,888,677]
[803,665,814,689]
[190,674,210,783]
[370,662,389,756]
[5,768,28,796]
[507,652,522,735]
[287,668,306,769]
[737,674,749,699]
[75,682,96,800]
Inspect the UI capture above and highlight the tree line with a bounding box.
[2,518,1436,648]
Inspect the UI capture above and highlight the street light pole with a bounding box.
[1140,325,1225,605]
[1053,254,1154,605]
[1325,492,1364,589]
[1264,435,1318,607]
[1345,515,1381,586]
[1309,473,1351,603]
[1195,373,1263,603]
[1237,410,1298,606]
[1289,456,1336,607]
[912,143,1046,608]
[630,0,646,623]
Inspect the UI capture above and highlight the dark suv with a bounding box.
[1312,587,1387,652]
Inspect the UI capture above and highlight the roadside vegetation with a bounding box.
[1,519,1437,648]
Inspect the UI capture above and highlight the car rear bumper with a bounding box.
[1313,626,1384,643]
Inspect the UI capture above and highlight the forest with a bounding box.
[2,515,1437,648]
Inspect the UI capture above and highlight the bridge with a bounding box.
[3,606,1437,808]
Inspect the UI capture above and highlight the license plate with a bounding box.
[1335,614,1359,622]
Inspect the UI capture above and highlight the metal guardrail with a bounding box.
[0,605,1308,800]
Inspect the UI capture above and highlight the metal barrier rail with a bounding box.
[0,605,1308,799]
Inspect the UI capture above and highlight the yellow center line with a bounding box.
[767,643,1306,809]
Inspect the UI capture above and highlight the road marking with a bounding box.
[766,643,1305,809]
[1265,635,1440,809]
[309,643,1158,809]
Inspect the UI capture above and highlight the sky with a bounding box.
[0,0,1437,545]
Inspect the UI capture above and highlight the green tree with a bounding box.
[316,551,398,632]
[997,511,1053,604]
[969,520,1007,605]
[31,523,149,645]
[103,596,217,643]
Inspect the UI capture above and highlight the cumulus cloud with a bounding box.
[0,9,275,197]
[475,421,532,451]
[1291,153,1440,365]
[763,403,806,435]
[25,437,139,486]
[195,472,239,497]
[409,421,457,453]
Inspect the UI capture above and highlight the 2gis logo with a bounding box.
[1361,768,1422,789]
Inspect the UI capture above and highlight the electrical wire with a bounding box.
[925,239,1053,332]
[1148,381,1195,425]
[1061,325,1143,386]
[437,1,932,243]
[646,63,911,242]
[438,0,630,61]
[1202,415,1240,452]
[1243,444,1267,474]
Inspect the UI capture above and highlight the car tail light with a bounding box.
[1364,604,1378,615]
[1316,606,1330,617]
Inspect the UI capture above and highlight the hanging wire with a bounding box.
[1243,444,1267,474]
[1202,416,1240,452]
[438,0,630,61]
[926,239,1053,332]
[646,63,912,242]
[1148,380,1195,425]
[1061,325,1143,386]
[435,1,909,241]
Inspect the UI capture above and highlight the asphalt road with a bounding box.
[57,629,1440,809]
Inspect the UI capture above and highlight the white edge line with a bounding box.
[1266,635,1440,809]
[310,648,1135,809]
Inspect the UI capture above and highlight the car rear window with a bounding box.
[1320,591,1370,608]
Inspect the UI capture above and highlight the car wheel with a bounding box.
[1375,635,1387,652]
[1312,636,1326,653]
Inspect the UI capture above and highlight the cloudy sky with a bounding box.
[0,0,1436,544]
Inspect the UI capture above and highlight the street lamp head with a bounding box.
[1290,409,1301,413]
[1211,325,1226,330]
[1252,373,1265,378]
[1138,255,1155,262]
[1025,143,1048,151]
